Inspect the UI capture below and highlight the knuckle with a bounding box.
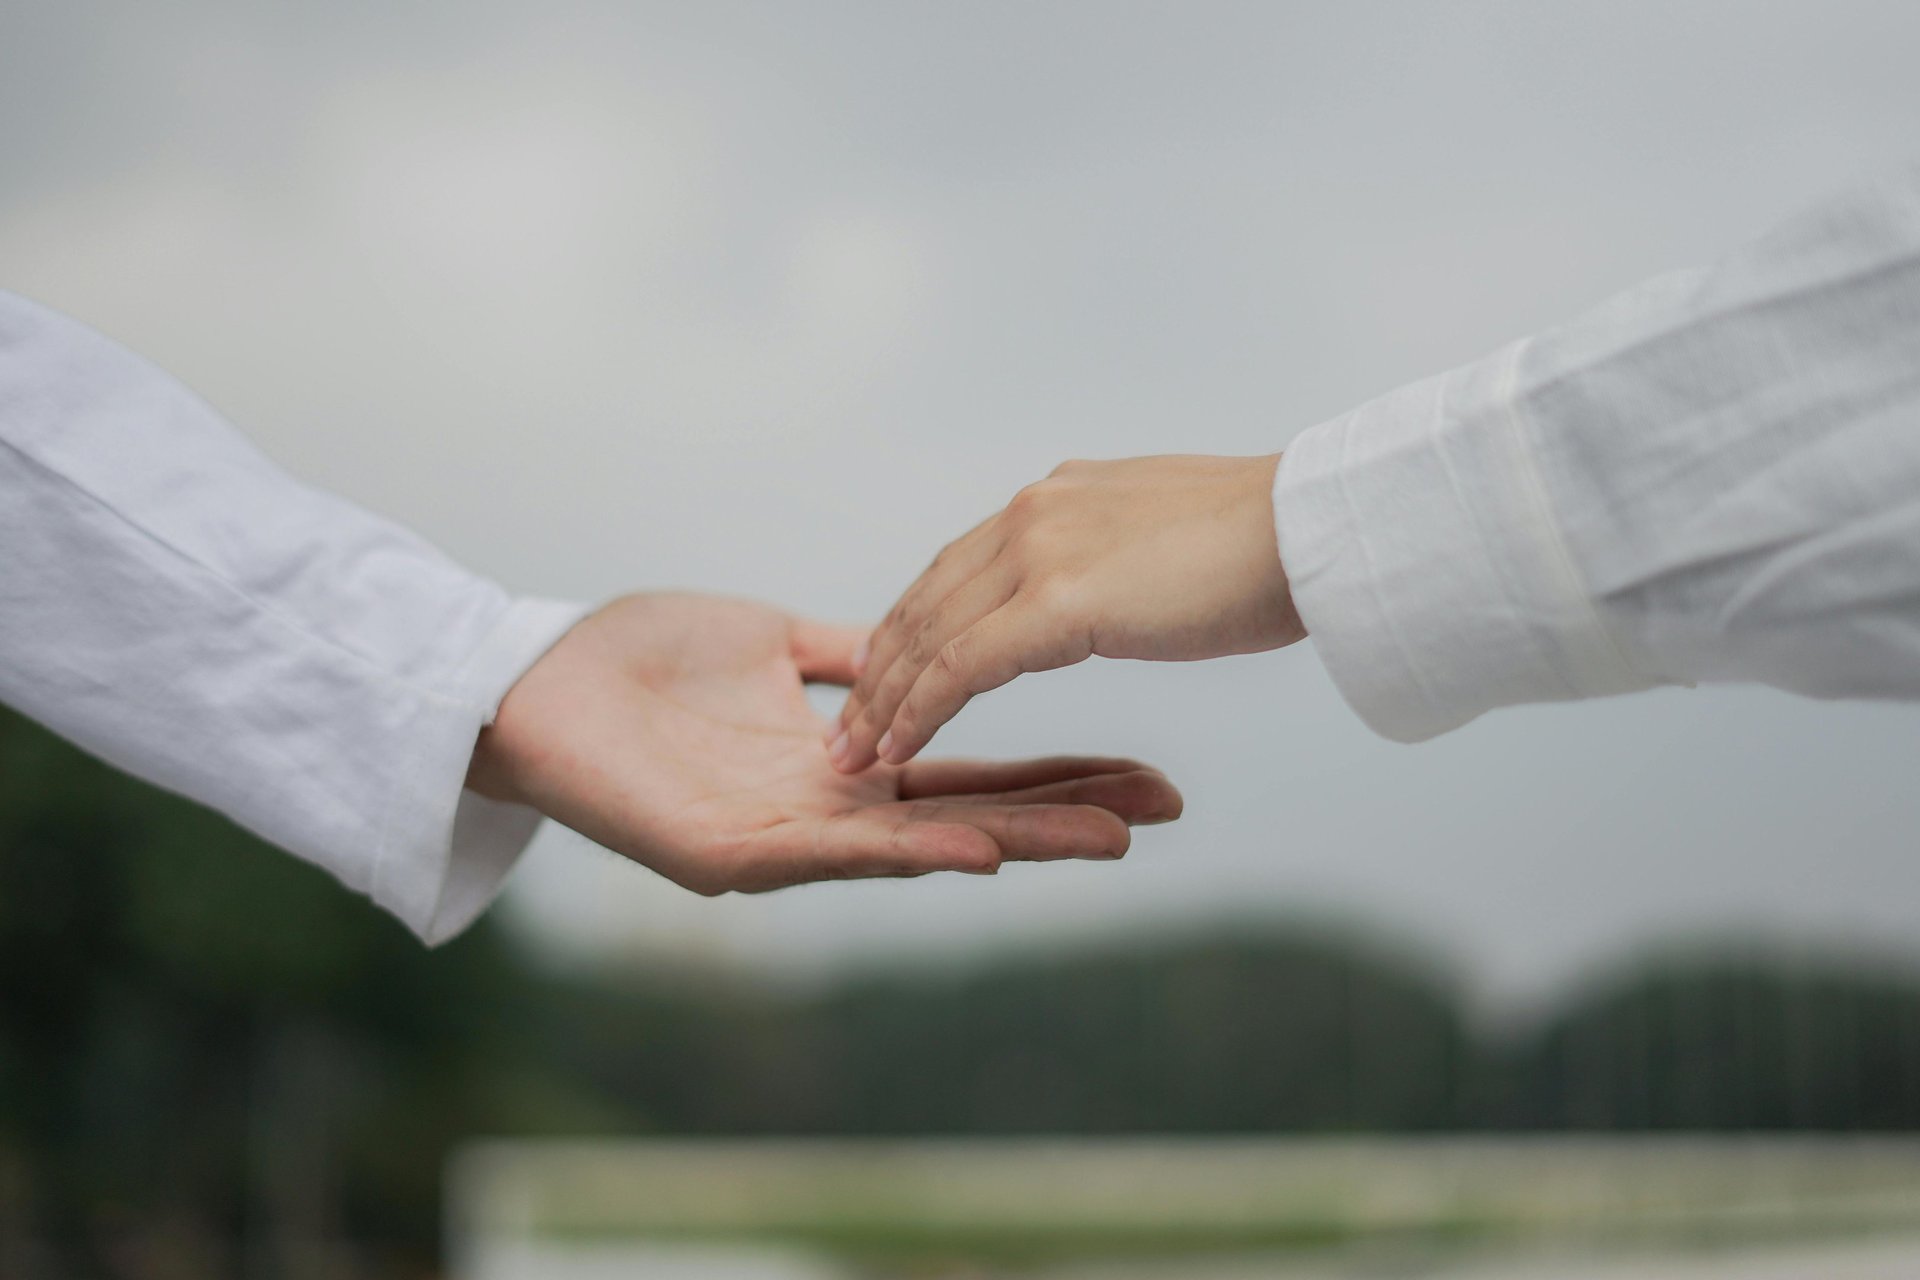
[1006,481,1052,519]
[905,622,939,666]
[933,634,974,686]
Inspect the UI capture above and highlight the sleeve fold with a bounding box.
[0,290,587,943]
[1275,165,1920,740]
[1275,341,1653,742]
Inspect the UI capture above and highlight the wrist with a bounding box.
[457,597,594,805]
[1242,452,1304,645]
[463,605,596,809]
[465,721,525,805]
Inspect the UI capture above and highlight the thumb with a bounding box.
[789,618,871,686]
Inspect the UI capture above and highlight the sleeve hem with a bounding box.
[370,597,592,945]
[1275,341,1655,743]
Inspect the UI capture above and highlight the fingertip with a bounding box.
[1060,769,1183,827]
[878,726,927,768]
[1029,804,1131,861]
[827,730,855,771]
[914,823,1001,870]
[877,716,936,767]
[972,849,1006,874]
[968,846,1005,875]
[1136,775,1184,824]
[836,736,878,773]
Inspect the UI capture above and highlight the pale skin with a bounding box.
[467,592,1184,894]
[829,454,1304,774]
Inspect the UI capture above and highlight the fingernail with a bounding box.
[875,730,895,761]
[828,731,850,764]
[961,865,999,876]
[852,639,869,676]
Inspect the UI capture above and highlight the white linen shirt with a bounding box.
[0,291,586,944]
[1277,166,1920,742]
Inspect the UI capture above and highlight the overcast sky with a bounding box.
[7,0,1920,1011]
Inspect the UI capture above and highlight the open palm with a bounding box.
[468,593,1182,894]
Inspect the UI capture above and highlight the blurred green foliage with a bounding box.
[0,706,619,1278]
[3,703,1919,1277]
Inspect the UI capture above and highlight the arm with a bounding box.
[0,295,1180,944]
[0,291,582,943]
[833,167,1920,766]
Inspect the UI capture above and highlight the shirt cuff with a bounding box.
[369,596,590,945]
[1273,339,1655,742]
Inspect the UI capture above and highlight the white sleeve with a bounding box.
[1275,166,1920,742]
[0,292,588,942]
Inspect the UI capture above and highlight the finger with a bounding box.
[835,570,1014,772]
[897,755,1163,798]
[898,800,1131,862]
[879,604,1092,766]
[838,514,1005,730]
[736,812,1002,891]
[734,800,1130,891]
[939,770,1184,826]
[790,619,870,686]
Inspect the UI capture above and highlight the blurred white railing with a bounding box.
[447,1136,1920,1280]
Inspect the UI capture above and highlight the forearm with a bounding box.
[1278,166,1920,740]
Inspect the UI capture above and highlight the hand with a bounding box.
[829,454,1303,773]
[467,592,1182,893]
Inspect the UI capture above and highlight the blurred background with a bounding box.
[6,1,1920,1277]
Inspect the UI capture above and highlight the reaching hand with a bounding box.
[829,454,1303,773]
[466,592,1182,893]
